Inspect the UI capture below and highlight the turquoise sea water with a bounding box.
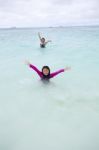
[0,27,99,150]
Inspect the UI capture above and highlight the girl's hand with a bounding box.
[64,67,71,71]
[25,60,30,66]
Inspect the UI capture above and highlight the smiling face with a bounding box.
[42,66,50,77]
[42,68,50,76]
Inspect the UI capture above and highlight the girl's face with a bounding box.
[42,68,50,76]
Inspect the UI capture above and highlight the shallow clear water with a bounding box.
[0,27,99,150]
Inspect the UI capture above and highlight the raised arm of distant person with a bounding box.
[45,40,52,45]
[38,32,42,41]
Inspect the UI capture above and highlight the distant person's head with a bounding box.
[42,66,50,79]
[41,38,45,43]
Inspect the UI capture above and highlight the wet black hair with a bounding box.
[42,66,50,79]
[41,37,45,41]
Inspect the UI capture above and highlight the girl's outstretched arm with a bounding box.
[25,60,42,78]
[50,67,71,78]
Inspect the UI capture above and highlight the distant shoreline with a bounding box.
[0,25,99,30]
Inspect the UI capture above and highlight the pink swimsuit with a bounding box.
[29,64,64,79]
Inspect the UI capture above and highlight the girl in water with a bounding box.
[25,60,71,80]
[38,32,51,48]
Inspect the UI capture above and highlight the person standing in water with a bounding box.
[25,60,71,80]
[38,32,51,48]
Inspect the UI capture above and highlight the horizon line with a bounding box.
[0,24,99,29]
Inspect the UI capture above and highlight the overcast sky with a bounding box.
[0,0,99,27]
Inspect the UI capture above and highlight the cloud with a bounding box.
[0,0,99,27]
